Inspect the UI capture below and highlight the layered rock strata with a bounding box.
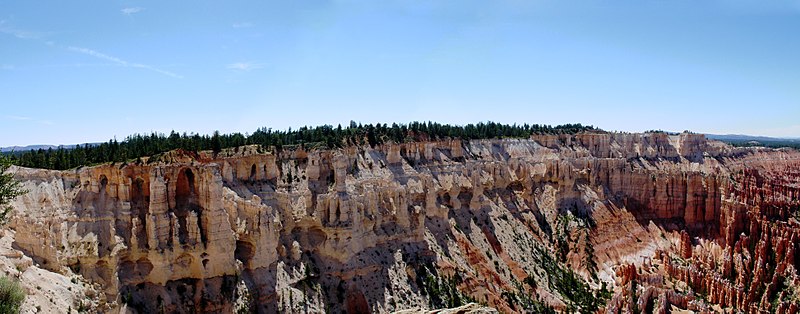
[7,133,799,313]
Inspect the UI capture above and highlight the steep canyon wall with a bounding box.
[7,133,800,313]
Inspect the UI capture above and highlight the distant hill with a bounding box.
[706,134,800,149]
[1,143,96,153]
[1,145,62,153]
[706,134,800,142]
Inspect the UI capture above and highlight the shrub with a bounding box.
[0,276,26,314]
[0,156,25,226]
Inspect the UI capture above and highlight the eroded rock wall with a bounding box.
[8,134,800,313]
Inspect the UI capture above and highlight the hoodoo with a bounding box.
[5,132,800,313]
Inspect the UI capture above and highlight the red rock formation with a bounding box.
[6,134,799,313]
[680,230,693,259]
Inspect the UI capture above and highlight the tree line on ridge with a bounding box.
[4,121,598,170]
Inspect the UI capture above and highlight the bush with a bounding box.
[0,156,25,226]
[0,276,25,313]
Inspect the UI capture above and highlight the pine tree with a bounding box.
[5,121,598,170]
[212,131,222,156]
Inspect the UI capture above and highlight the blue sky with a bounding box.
[1,1,799,146]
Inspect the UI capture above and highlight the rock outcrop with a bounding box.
[6,133,800,313]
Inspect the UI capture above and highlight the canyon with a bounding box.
[4,132,800,313]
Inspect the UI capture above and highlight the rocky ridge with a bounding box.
[6,132,800,313]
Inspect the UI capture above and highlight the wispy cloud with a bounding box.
[232,22,254,28]
[227,62,266,71]
[68,46,127,64]
[2,20,181,79]
[121,7,145,16]
[3,63,124,70]
[41,63,120,68]
[68,46,183,78]
[0,20,49,39]
[4,115,55,126]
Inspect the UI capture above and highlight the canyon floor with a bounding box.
[4,132,799,313]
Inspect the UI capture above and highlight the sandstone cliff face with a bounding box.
[7,134,800,313]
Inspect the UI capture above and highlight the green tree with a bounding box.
[0,157,28,313]
[0,156,25,225]
[211,131,222,156]
[7,121,599,170]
